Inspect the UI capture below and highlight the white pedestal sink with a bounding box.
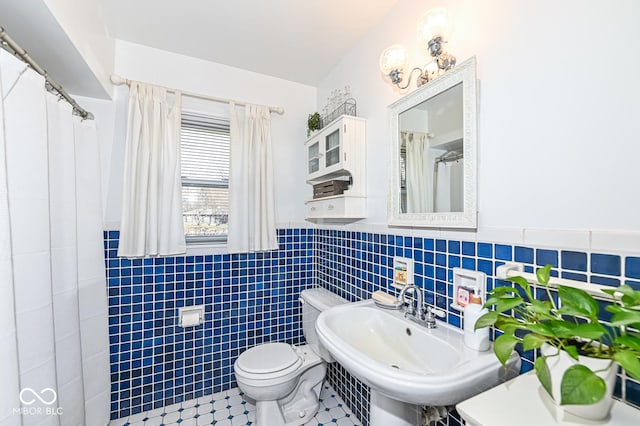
[316,300,521,426]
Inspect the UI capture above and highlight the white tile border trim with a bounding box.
[103,221,640,255]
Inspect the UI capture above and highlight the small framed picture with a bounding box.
[457,286,471,307]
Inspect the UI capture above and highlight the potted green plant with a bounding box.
[307,112,321,136]
[475,265,640,420]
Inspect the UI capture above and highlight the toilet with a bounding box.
[234,287,347,426]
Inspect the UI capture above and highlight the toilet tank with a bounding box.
[300,287,348,362]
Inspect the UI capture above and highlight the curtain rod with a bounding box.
[0,26,94,120]
[436,151,463,164]
[110,74,285,115]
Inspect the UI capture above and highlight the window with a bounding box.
[181,113,230,244]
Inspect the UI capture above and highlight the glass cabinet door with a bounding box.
[308,141,319,174]
[325,129,340,167]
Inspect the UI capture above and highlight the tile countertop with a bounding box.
[456,372,639,426]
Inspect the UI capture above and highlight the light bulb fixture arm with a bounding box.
[388,67,429,90]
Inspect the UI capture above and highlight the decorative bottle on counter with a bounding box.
[463,292,490,351]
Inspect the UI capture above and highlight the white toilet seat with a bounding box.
[235,343,303,381]
[233,287,349,426]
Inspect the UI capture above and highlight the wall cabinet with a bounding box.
[304,115,366,221]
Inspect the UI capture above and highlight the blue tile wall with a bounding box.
[313,229,640,424]
[561,250,587,272]
[104,229,314,420]
[105,227,640,424]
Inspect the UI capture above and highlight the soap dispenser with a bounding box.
[463,291,490,351]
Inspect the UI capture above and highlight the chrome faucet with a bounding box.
[423,306,443,329]
[399,284,444,329]
[399,284,426,324]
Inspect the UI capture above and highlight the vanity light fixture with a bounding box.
[380,7,457,89]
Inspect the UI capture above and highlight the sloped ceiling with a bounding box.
[100,0,399,86]
[1,0,398,98]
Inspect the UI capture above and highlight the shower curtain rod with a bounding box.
[436,150,463,164]
[110,74,285,115]
[0,26,94,120]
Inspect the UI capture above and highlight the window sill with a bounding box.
[185,241,229,256]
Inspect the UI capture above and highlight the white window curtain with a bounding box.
[118,82,185,257]
[227,103,278,253]
[0,49,110,425]
[405,131,432,213]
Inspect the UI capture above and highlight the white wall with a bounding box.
[317,0,640,238]
[97,40,316,228]
[43,0,115,97]
[72,94,118,221]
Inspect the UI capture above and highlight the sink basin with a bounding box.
[316,300,520,410]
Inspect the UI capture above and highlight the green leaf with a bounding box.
[611,311,640,328]
[528,323,556,337]
[493,316,521,328]
[507,276,531,298]
[498,324,518,335]
[494,297,524,313]
[535,356,553,398]
[614,335,640,352]
[563,345,579,360]
[614,284,640,298]
[603,285,640,307]
[605,304,624,314]
[536,265,552,286]
[614,350,640,381]
[529,299,553,316]
[570,323,608,340]
[621,294,640,307]
[558,305,591,318]
[547,320,577,339]
[558,286,599,319]
[474,311,499,330]
[493,334,519,366]
[491,286,520,295]
[484,295,506,307]
[621,288,640,307]
[560,364,606,405]
[522,333,547,351]
[615,284,637,295]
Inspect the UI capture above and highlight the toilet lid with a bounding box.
[236,343,302,375]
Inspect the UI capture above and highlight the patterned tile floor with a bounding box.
[109,383,362,426]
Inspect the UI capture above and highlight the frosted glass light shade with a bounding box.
[417,8,452,45]
[379,44,407,75]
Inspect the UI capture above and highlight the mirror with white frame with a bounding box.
[388,56,477,228]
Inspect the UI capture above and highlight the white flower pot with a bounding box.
[541,344,617,420]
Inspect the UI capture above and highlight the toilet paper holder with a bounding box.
[177,305,204,328]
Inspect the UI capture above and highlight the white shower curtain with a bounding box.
[434,160,464,212]
[0,49,110,426]
[118,82,185,257]
[449,160,464,212]
[227,103,278,253]
[434,162,452,212]
[405,131,432,213]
